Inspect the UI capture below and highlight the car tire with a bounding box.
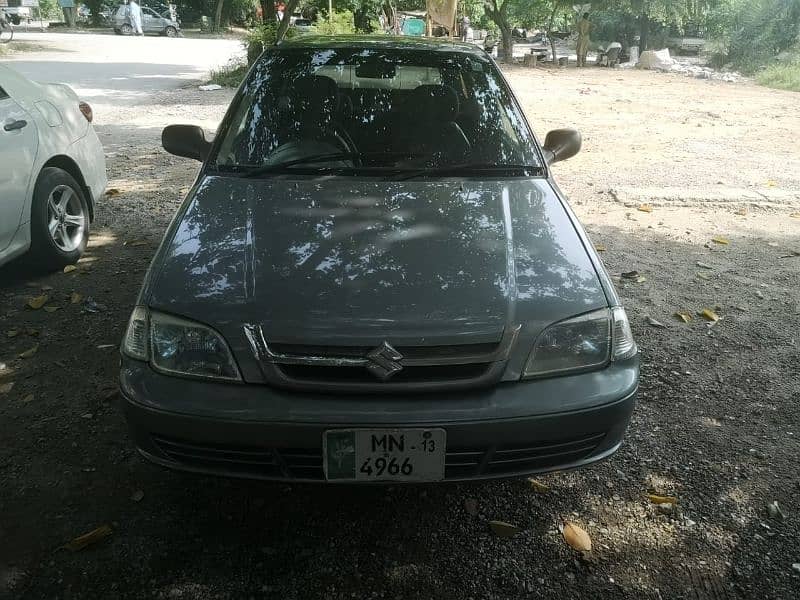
[29,167,90,270]
[113,28,121,34]
[120,23,132,35]
[164,26,177,37]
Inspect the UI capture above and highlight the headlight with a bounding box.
[122,307,241,382]
[523,307,636,378]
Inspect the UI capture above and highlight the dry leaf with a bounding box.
[105,188,121,197]
[125,239,148,247]
[766,180,777,188]
[19,346,39,359]
[0,382,14,395]
[696,272,711,280]
[27,328,39,337]
[700,308,719,322]
[594,244,607,252]
[696,261,713,269]
[647,494,678,505]
[562,522,592,552]
[527,478,550,493]
[22,393,34,403]
[26,294,49,310]
[63,265,77,273]
[711,236,730,245]
[64,524,113,552]
[621,271,639,279]
[489,520,519,538]
[6,329,20,338]
[790,212,800,219]
[646,316,667,329]
[464,498,478,516]
[735,207,748,216]
[674,311,692,323]
[70,292,82,304]
[131,490,145,503]
[636,276,647,283]
[43,306,60,313]
[637,203,653,213]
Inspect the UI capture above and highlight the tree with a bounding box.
[483,0,513,61]
[214,0,225,31]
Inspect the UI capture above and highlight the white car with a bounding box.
[0,64,107,270]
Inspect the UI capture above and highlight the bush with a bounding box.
[313,10,356,35]
[245,20,296,64]
[209,60,249,87]
[756,54,800,91]
[726,0,800,73]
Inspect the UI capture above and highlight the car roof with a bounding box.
[277,35,488,56]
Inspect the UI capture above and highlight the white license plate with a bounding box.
[323,428,446,482]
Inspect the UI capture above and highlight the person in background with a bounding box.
[460,14,470,42]
[128,0,143,35]
[576,12,592,67]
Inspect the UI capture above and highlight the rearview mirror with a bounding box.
[542,129,582,165]
[162,124,211,162]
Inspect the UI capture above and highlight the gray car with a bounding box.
[120,36,638,483]
[113,4,179,36]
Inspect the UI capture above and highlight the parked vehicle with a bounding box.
[292,17,313,33]
[113,4,179,36]
[668,24,705,55]
[0,65,107,269]
[120,36,638,484]
[0,10,13,43]
[1,5,29,25]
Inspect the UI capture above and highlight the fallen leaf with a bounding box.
[0,382,14,395]
[766,180,777,188]
[124,239,148,247]
[696,271,711,280]
[43,306,60,313]
[26,294,49,310]
[18,346,39,359]
[70,292,82,304]
[637,203,653,213]
[621,271,639,279]
[464,498,478,516]
[527,478,550,493]
[696,261,713,269]
[27,328,39,337]
[646,316,667,329]
[105,188,121,197]
[22,393,34,403]
[790,213,800,219]
[6,329,20,338]
[767,241,779,247]
[64,524,113,552]
[96,344,115,350]
[647,494,678,505]
[562,522,591,551]
[635,276,647,283]
[699,308,719,322]
[489,520,519,538]
[594,244,607,252]
[131,490,145,503]
[735,207,748,216]
[674,311,692,323]
[63,265,77,273]
[711,236,730,245]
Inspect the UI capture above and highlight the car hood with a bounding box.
[147,176,607,345]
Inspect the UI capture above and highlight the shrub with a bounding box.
[313,10,356,35]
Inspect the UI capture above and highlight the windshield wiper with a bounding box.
[394,163,544,181]
[240,152,361,178]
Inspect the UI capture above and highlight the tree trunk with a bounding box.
[547,2,558,62]
[260,0,275,23]
[62,7,75,27]
[275,0,300,42]
[500,25,513,62]
[639,11,648,51]
[214,0,224,32]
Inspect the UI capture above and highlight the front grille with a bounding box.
[243,324,520,393]
[152,432,605,481]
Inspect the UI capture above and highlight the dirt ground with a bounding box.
[1,65,799,600]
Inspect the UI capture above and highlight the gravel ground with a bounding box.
[1,66,799,600]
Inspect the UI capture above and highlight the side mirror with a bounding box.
[162,124,211,162]
[542,128,582,165]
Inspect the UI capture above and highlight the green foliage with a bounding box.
[726,0,800,72]
[37,0,61,20]
[314,9,357,34]
[756,55,800,91]
[246,19,296,63]
[209,60,249,86]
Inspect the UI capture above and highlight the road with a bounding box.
[4,31,243,102]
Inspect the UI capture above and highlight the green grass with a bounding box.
[208,62,248,87]
[756,61,800,92]
[0,42,46,56]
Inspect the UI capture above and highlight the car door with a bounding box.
[0,83,38,252]
[143,7,160,33]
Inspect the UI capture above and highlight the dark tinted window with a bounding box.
[213,47,540,173]
[0,85,8,100]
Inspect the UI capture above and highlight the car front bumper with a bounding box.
[120,356,638,482]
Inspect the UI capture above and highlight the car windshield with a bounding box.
[212,46,541,175]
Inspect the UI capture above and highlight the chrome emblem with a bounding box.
[366,341,403,381]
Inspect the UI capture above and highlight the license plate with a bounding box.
[323,428,446,482]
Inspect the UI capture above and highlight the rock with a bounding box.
[637,49,674,71]
[767,501,784,521]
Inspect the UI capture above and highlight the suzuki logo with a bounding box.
[366,341,403,381]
